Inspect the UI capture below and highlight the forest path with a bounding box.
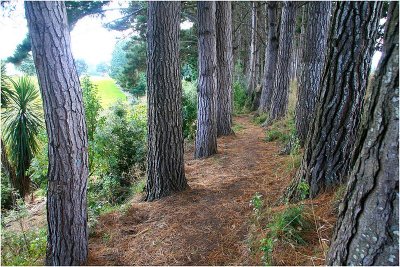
[88,115,293,265]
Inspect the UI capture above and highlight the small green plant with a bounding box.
[250,192,263,217]
[253,113,268,125]
[232,123,245,133]
[233,80,249,114]
[297,181,310,201]
[259,205,309,265]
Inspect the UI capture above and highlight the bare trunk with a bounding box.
[327,3,399,264]
[195,1,218,159]
[295,2,331,145]
[216,1,234,136]
[258,2,279,114]
[25,2,89,265]
[268,1,297,122]
[286,2,382,201]
[146,2,188,201]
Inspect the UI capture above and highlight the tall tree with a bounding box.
[25,2,89,265]
[195,1,218,159]
[327,2,399,264]
[295,2,331,145]
[146,2,188,201]
[216,1,234,136]
[246,2,259,95]
[286,2,383,201]
[258,2,279,114]
[268,1,297,122]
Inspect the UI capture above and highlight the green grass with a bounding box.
[91,77,127,108]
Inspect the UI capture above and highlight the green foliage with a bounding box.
[260,205,309,265]
[1,227,47,266]
[1,61,14,108]
[2,76,43,197]
[265,116,296,145]
[81,76,102,141]
[297,181,310,201]
[250,192,263,217]
[182,80,197,139]
[27,130,48,191]
[96,62,110,75]
[130,72,146,97]
[1,172,14,210]
[110,39,129,80]
[1,199,46,266]
[233,80,249,114]
[75,58,88,76]
[253,113,268,125]
[15,54,36,76]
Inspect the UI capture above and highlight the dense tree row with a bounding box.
[12,1,398,265]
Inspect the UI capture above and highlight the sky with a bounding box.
[0,1,381,72]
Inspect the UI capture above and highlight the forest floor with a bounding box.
[88,115,337,266]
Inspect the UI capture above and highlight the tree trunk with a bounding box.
[327,2,399,265]
[268,1,297,122]
[286,1,383,201]
[146,2,188,201]
[295,2,331,145]
[258,2,279,114]
[216,1,234,136]
[25,2,89,265]
[195,1,218,159]
[247,1,258,95]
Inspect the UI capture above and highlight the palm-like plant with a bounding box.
[2,76,43,198]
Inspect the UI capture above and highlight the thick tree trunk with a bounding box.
[216,1,234,136]
[258,2,279,114]
[146,2,188,201]
[195,1,218,159]
[286,2,382,201]
[327,3,399,265]
[268,1,297,122]
[247,2,258,95]
[295,2,331,145]
[25,2,89,265]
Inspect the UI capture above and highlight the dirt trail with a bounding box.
[88,115,293,265]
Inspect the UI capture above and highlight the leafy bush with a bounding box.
[130,72,146,97]
[27,130,48,191]
[90,101,147,209]
[233,80,249,114]
[253,113,268,125]
[1,173,14,210]
[1,227,47,266]
[182,80,197,139]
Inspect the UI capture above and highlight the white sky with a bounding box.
[0,1,380,71]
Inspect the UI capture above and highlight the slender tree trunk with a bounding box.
[247,1,258,95]
[286,2,383,201]
[25,2,89,265]
[268,1,297,122]
[327,3,399,264]
[295,2,331,145]
[146,2,188,201]
[216,1,234,136]
[195,1,218,159]
[258,2,279,114]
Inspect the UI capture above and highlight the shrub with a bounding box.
[182,80,197,139]
[1,173,14,210]
[233,80,248,114]
[28,130,48,191]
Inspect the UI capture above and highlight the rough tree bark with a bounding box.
[195,1,218,158]
[327,2,399,265]
[268,1,297,122]
[295,2,331,145]
[286,2,383,201]
[247,2,258,95]
[216,1,234,136]
[25,2,89,265]
[146,2,188,201]
[258,2,279,114]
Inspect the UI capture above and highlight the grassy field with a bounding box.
[91,76,127,108]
